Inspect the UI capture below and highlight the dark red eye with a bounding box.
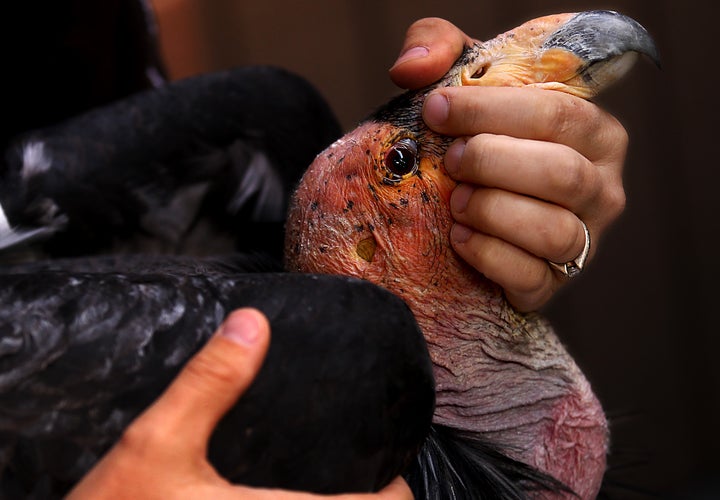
[383,138,418,184]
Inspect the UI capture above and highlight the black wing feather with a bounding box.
[0,66,341,259]
[0,257,434,498]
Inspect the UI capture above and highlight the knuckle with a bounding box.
[184,350,240,391]
[456,95,485,132]
[441,87,487,133]
[601,112,629,150]
[476,188,504,222]
[609,120,629,149]
[511,263,550,298]
[545,215,582,259]
[595,117,629,167]
[587,107,629,164]
[464,134,494,176]
[541,95,580,138]
[603,183,627,220]
[543,95,602,141]
[503,260,556,312]
[552,153,601,202]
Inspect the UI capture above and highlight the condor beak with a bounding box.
[455,10,659,98]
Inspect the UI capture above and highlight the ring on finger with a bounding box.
[548,220,591,278]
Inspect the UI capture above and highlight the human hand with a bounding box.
[68,308,413,500]
[389,18,627,312]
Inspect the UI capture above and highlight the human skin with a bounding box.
[391,17,627,312]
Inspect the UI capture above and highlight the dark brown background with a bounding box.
[152,0,717,496]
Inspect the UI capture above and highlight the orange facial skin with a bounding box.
[286,122,455,297]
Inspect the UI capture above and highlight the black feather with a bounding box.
[0,66,341,260]
[0,257,434,497]
[406,425,575,500]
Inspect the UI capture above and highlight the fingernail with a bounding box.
[445,139,466,175]
[220,309,261,346]
[391,46,430,68]
[423,92,450,128]
[451,223,472,244]
[450,183,473,214]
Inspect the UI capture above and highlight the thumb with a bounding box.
[142,308,271,451]
[389,17,473,90]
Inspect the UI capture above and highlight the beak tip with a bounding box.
[547,10,660,67]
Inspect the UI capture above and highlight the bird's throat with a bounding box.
[398,269,608,499]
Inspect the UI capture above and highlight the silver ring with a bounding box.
[549,220,591,278]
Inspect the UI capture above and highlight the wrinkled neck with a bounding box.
[394,264,608,499]
[398,268,574,397]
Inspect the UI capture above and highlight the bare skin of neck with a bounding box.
[394,257,608,499]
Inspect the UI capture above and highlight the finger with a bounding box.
[221,476,414,500]
[445,134,603,216]
[389,17,473,90]
[370,476,414,500]
[450,225,558,312]
[423,86,628,164]
[450,185,590,265]
[332,476,414,500]
[141,308,271,450]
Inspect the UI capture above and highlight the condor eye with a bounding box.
[383,138,418,185]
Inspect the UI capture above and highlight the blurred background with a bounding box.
[7,0,717,497]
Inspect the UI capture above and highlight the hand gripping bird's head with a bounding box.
[285,11,656,498]
[285,11,657,297]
